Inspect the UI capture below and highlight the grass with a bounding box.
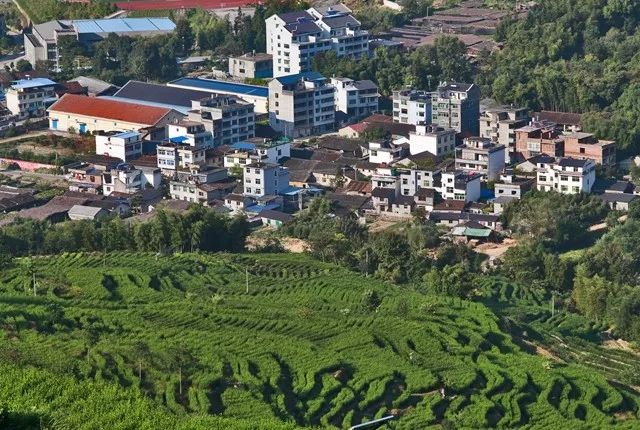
[0,252,638,429]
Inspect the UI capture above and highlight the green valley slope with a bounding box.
[0,252,638,429]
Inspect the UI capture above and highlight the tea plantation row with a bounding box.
[0,252,637,429]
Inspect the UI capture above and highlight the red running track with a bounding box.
[116,0,260,10]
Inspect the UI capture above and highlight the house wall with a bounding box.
[48,111,182,137]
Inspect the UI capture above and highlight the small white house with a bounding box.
[95,131,143,162]
[408,124,456,156]
[440,171,482,202]
[536,157,596,194]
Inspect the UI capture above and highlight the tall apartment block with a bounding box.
[268,71,335,138]
[455,137,506,181]
[6,78,57,118]
[188,96,255,146]
[393,87,432,125]
[480,106,529,162]
[265,5,369,77]
[331,77,379,125]
[431,82,480,136]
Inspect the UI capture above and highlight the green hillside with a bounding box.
[0,252,638,429]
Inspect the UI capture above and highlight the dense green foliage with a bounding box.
[280,198,483,284]
[15,0,114,24]
[0,252,638,429]
[498,191,640,343]
[0,206,248,258]
[312,36,472,96]
[501,190,608,250]
[479,0,640,153]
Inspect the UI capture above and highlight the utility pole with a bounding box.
[550,293,555,317]
[365,249,369,277]
[32,270,36,297]
[245,268,249,294]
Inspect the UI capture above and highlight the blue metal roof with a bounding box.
[11,78,57,90]
[170,136,189,144]
[113,131,140,139]
[275,71,325,85]
[72,18,176,34]
[245,203,280,213]
[169,77,268,98]
[230,142,256,151]
[280,186,305,196]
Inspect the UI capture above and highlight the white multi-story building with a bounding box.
[398,167,444,196]
[331,77,379,125]
[536,157,596,194]
[440,171,482,202]
[393,87,432,125]
[480,106,529,162]
[102,164,161,196]
[268,71,335,138]
[266,5,369,77]
[169,165,233,204]
[157,121,212,173]
[223,138,291,168]
[248,137,291,164]
[243,162,290,197]
[371,166,400,194]
[367,139,407,164]
[157,143,206,173]
[408,124,457,156]
[455,137,506,181]
[167,121,213,149]
[228,52,273,79]
[431,82,481,136]
[6,78,57,118]
[188,96,255,146]
[95,131,143,162]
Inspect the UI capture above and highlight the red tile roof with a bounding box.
[48,94,175,126]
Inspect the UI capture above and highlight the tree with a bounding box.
[20,257,37,296]
[131,341,153,384]
[15,59,32,72]
[424,264,475,298]
[362,289,382,312]
[175,18,194,55]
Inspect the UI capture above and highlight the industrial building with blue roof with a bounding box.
[168,77,270,114]
[24,18,176,69]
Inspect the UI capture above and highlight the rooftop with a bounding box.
[438,82,475,93]
[169,77,268,98]
[557,157,591,168]
[68,76,118,95]
[34,18,175,41]
[274,71,326,86]
[11,78,57,90]
[113,80,214,109]
[49,94,176,125]
[233,52,273,62]
[260,209,293,222]
[535,110,582,126]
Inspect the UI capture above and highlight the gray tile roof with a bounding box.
[113,80,214,108]
[321,14,360,29]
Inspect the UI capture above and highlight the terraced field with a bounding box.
[0,252,638,429]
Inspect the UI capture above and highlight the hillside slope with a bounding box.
[0,252,638,429]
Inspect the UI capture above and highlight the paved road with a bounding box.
[0,131,51,145]
[0,52,25,69]
[0,168,68,182]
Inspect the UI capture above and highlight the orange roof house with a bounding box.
[47,94,184,135]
